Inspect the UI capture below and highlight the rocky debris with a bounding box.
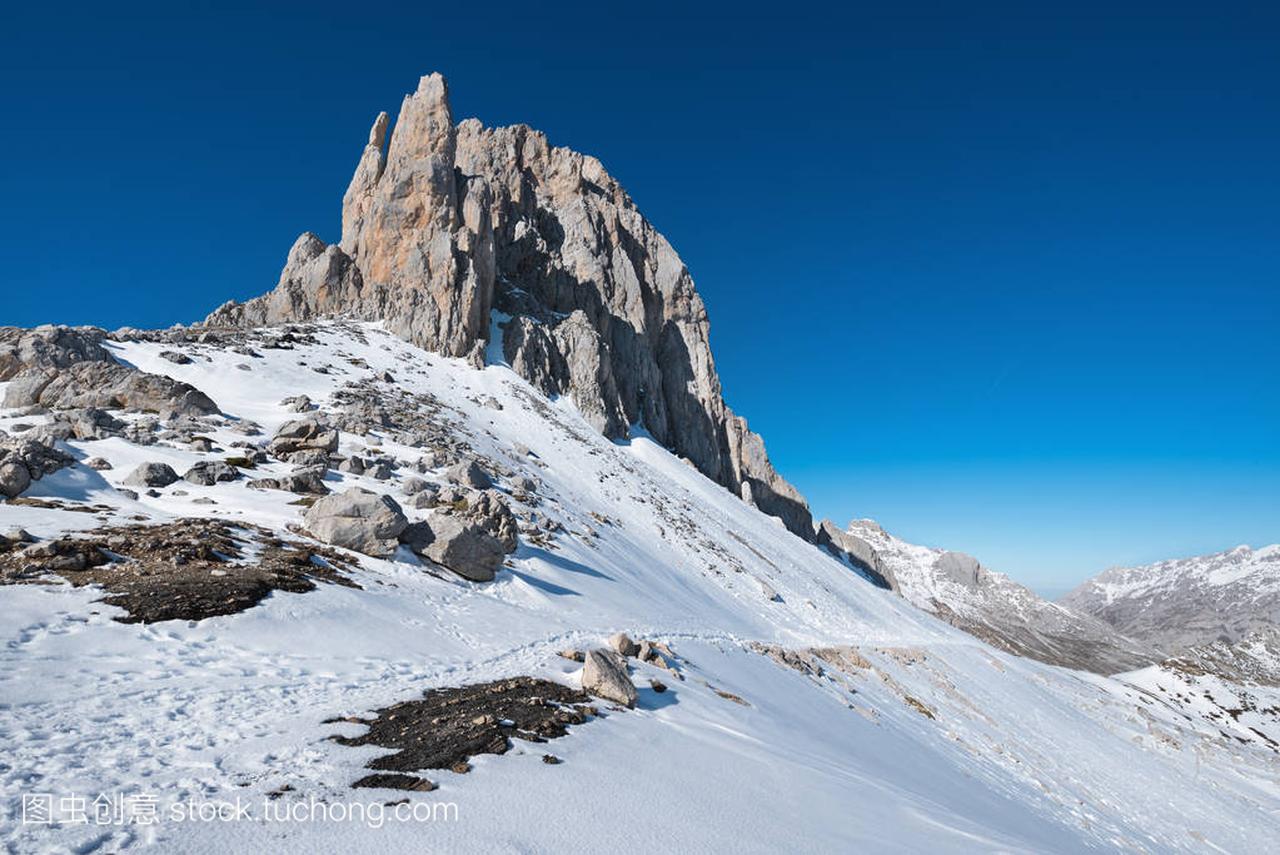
[122,462,180,488]
[337,455,365,475]
[445,459,492,490]
[581,649,637,708]
[183,460,242,486]
[558,649,585,663]
[650,679,668,693]
[4,361,218,418]
[304,488,407,557]
[401,514,504,581]
[267,416,339,462]
[460,490,518,552]
[247,466,330,495]
[200,73,813,540]
[331,678,593,787]
[0,325,113,379]
[0,436,75,498]
[2,528,35,545]
[816,520,895,591]
[407,487,441,509]
[401,476,429,496]
[367,461,393,480]
[0,519,357,622]
[281,394,313,412]
[608,632,640,658]
[159,350,192,364]
[58,407,128,441]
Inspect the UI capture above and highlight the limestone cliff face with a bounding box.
[205,73,812,539]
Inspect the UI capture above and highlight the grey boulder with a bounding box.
[123,462,180,488]
[401,514,504,582]
[183,460,242,486]
[304,488,407,557]
[267,417,339,461]
[581,649,637,708]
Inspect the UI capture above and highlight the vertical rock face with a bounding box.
[204,73,813,539]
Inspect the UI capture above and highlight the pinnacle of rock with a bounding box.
[204,72,813,539]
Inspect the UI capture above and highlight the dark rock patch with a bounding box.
[330,678,594,786]
[0,518,358,622]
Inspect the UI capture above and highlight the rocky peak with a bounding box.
[204,73,813,539]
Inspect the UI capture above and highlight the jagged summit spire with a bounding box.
[204,73,814,539]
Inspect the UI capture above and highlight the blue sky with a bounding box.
[3,2,1277,593]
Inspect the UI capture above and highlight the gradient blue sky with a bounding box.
[3,2,1277,594]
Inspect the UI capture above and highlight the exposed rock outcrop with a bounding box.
[816,519,895,591]
[0,326,218,418]
[0,435,75,497]
[203,73,812,540]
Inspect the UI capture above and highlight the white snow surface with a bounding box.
[1,322,1276,853]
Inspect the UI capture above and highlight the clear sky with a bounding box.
[3,2,1277,594]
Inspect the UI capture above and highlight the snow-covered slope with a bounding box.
[2,322,1277,853]
[845,520,1155,675]
[1061,544,1280,653]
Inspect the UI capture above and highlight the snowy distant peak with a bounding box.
[1061,543,1280,655]
[202,72,814,540]
[845,519,1156,674]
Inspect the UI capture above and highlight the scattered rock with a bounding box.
[281,394,313,413]
[183,460,242,486]
[159,350,192,365]
[84,457,113,471]
[649,679,667,693]
[247,466,330,495]
[558,649,585,663]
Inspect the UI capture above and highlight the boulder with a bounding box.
[84,457,112,470]
[445,459,492,490]
[337,455,366,475]
[267,416,339,461]
[183,460,242,486]
[402,514,504,581]
[0,437,76,497]
[608,632,640,658]
[247,466,330,495]
[123,462,180,488]
[0,461,31,498]
[304,488,407,557]
[581,649,637,708]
